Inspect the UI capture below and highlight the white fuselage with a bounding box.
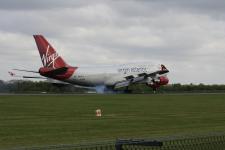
[65,64,161,87]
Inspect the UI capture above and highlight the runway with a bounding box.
[0,92,225,96]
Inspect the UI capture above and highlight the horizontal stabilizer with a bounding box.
[8,71,45,79]
[13,69,39,73]
[22,76,46,79]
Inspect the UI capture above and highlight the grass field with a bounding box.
[0,94,225,149]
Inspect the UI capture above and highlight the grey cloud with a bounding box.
[110,0,225,21]
[1,0,225,84]
[0,0,94,10]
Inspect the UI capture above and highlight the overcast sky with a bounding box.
[1,0,225,84]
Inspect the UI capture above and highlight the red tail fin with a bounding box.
[33,35,68,69]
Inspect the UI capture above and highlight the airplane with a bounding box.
[10,35,169,93]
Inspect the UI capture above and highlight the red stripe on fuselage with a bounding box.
[39,67,77,80]
[54,67,77,80]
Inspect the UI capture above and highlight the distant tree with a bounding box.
[0,80,8,92]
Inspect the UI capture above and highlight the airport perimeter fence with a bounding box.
[13,133,225,150]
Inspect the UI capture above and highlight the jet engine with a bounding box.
[147,76,169,90]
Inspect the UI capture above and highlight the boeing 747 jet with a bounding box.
[10,35,169,93]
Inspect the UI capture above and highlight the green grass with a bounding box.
[0,94,225,149]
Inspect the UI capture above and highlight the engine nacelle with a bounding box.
[147,76,169,90]
[158,76,169,85]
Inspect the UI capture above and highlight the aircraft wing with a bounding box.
[114,69,169,89]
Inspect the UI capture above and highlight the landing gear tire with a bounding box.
[124,87,132,93]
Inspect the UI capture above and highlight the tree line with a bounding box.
[0,80,86,93]
[1,80,225,93]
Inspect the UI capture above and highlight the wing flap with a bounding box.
[114,80,130,89]
[132,76,145,83]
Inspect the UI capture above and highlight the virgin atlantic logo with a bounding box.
[41,45,59,69]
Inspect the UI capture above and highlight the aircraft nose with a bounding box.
[159,76,169,85]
